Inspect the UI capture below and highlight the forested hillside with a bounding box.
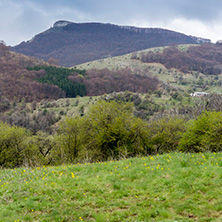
[140,43,222,75]
[28,65,159,97]
[0,43,65,103]
[12,21,210,67]
[2,41,222,168]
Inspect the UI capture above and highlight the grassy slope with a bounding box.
[75,45,191,71]
[1,152,222,222]
[75,45,192,90]
[76,44,222,94]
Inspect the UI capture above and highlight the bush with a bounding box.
[0,121,58,168]
[22,132,56,167]
[86,101,151,159]
[179,111,222,152]
[0,122,29,168]
[56,116,84,163]
[148,117,186,154]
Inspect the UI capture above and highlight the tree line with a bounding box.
[1,97,222,168]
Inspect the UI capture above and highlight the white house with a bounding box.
[190,92,210,97]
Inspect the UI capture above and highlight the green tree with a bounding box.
[22,131,56,167]
[56,117,84,163]
[28,66,86,97]
[0,122,29,168]
[85,100,150,160]
[57,100,151,162]
[179,111,222,152]
[148,117,186,154]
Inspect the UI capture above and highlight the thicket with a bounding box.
[179,111,222,152]
[2,99,222,168]
[0,121,57,168]
[0,122,29,168]
[56,101,151,163]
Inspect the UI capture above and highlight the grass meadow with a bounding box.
[1,152,222,222]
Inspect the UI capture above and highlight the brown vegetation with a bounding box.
[69,68,159,96]
[0,44,65,102]
[0,44,158,104]
[140,44,222,75]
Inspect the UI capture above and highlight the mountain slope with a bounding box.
[12,21,210,67]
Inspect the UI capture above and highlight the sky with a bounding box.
[1,0,222,46]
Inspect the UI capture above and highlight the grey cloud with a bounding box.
[1,0,222,45]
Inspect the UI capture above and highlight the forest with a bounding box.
[28,65,159,97]
[28,66,87,97]
[0,44,65,102]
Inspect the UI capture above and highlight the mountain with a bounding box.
[11,21,210,67]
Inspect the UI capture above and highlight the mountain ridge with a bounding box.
[11,21,211,67]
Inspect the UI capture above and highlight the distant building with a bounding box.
[190,92,209,97]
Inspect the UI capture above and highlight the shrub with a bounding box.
[85,100,151,160]
[22,132,56,167]
[148,117,186,154]
[56,116,84,163]
[179,111,222,152]
[0,122,29,168]
[0,121,58,168]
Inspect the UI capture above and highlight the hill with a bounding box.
[76,44,222,94]
[11,20,210,67]
[0,43,65,103]
[1,152,222,221]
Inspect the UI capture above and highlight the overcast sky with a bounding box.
[1,0,222,46]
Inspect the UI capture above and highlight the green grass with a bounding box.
[75,44,194,71]
[1,152,222,221]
